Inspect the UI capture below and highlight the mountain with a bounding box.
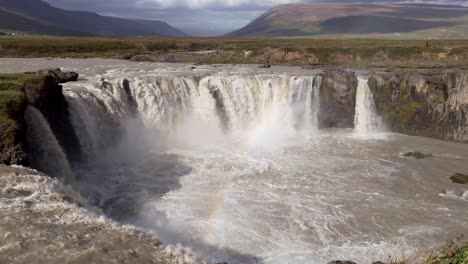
[227,3,468,38]
[0,0,187,37]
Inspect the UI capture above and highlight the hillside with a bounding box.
[227,3,468,38]
[0,0,187,37]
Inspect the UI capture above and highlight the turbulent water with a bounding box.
[2,59,468,264]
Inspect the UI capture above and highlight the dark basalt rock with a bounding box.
[0,73,81,168]
[319,69,358,128]
[23,75,82,162]
[368,71,468,143]
[327,261,357,264]
[37,68,79,83]
[403,151,433,159]
[450,173,468,184]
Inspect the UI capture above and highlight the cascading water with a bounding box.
[24,106,74,184]
[354,76,382,135]
[65,73,323,151]
[40,63,466,264]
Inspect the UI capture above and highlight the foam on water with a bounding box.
[0,165,205,264]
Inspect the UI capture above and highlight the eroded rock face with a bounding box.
[319,69,358,128]
[369,71,468,143]
[37,68,79,83]
[0,93,28,166]
[23,75,82,162]
[0,74,81,168]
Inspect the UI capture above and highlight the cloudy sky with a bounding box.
[43,0,468,35]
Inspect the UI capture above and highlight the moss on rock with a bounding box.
[450,173,468,184]
[368,71,467,142]
[319,69,358,128]
[0,73,60,165]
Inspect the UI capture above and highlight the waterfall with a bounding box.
[64,74,323,152]
[200,75,322,133]
[25,106,74,184]
[354,76,382,135]
[64,78,133,161]
[310,75,321,131]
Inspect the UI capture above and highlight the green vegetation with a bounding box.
[0,37,467,68]
[450,173,468,184]
[0,73,38,119]
[0,73,46,164]
[389,238,468,264]
[0,74,28,163]
[424,244,468,264]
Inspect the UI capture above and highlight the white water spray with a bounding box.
[24,106,74,184]
[65,73,323,151]
[354,76,382,135]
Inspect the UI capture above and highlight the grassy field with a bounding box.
[0,36,468,68]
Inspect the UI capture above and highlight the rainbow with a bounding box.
[204,179,232,244]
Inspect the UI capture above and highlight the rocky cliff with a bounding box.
[0,70,80,167]
[1,67,467,171]
[319,69,358,128]
[368,71,468,142]
[315,68,468,142]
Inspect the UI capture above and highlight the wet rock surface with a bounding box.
[327,261,357,264]
[319,69,358,128]
[37,68,79,83]
[0,73,81,167]
[368,70,468,143]
[23,75,82,162]
[450,173,468,184]
[403,151,433,159]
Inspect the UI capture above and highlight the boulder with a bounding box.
[327,261,357,264]
[450,173,468,184]
[403,151,433,159]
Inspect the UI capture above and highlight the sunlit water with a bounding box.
[74,130,468,264]
[1,59,467,264]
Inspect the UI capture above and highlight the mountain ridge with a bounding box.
[227,3,468,38]
[0,0,187,37]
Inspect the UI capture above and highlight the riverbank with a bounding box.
[1,37,468,69]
